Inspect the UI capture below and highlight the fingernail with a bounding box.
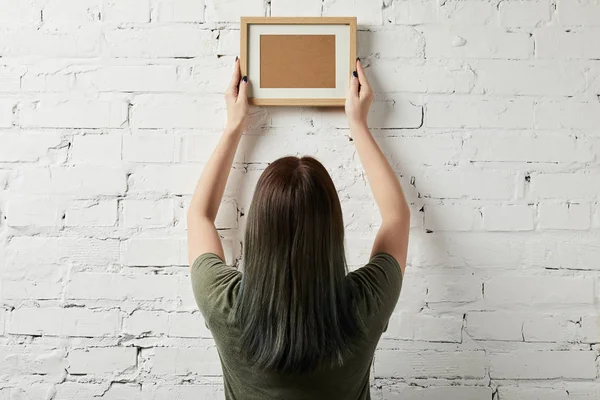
[356,57,360,62]
[242,75,248,82]
[352,71,358,78]
[235,56,238,61]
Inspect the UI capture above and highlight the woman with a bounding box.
[187,58,410,400]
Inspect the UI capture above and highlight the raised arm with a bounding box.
[345,60,410,275]
[187,59,249,265]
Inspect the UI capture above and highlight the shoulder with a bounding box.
[190,253,242,325]
[346,253,402,328]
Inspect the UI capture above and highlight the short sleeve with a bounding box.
[346,253,402,332]
[190,253,242,326]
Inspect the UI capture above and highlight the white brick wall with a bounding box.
[0,1,598,398]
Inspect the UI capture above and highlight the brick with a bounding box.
[151,346,222,375]
[55,383,141,400]
[5,237,119,268]
[123,237,187,266]
[322,0,383,25]
[124,310,211,338]
[485,276,595,305]
[368,59,476,94]
[423,204,475,231]
[427,97,533,129]
[122,199,174,228]
[0,99,15,127]
[0,0,41,26]
[14,166,127,196]
[67,347,137,374]
[466,311,523,341]
[523,314,578,342]
[499,0,552,27]
[42,0,101,23]
[0,309,5,335]
[482,205,534,231]
[558,0,600,26]
[439,0,495,25]
[0,66,25,92]
[0,131,63,162]
[270,0,321,16]
[237,134,318,164]
[65,200,118,227]
[490,351,596,379]
[425,273,483,302]
[128,165,198,195]
[421,27,533,59]
[526,233,600,270]
[18,99,127,128]
[535,101,600,130]
[105,27,215,58]
[142,384,224,400]
[538,202,591,230]
[367,95,423,128]
[71,134,122,163]
[580,315,600,343]
[131,95,225,129]
[463,132,592,163]
[417,169,518,200]
[385,312,463,342]
[205,0,264,22]
[7,308,119,337]
[384,0,437,24]
[383,386,492,400]
[375,351,486,378]
[123,134,177,162]
[472,60,586,96]
[77,66,179,92]
[153,0,204,22]
[5,196,63,227]
[497,387,569,400]
[358,28,424,59]
[103,0,150,22]
[531,172,600,199]
[536,29,600,59]
[0,346,67,378]
[216,30,240,56]
[0,27,102,58]
[378,135,462,168]
[66,273,180,301]
[182,134,226,162]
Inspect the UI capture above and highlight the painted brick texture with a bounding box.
[0,0,599,399]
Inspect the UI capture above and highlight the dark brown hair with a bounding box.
[235,156,365,373]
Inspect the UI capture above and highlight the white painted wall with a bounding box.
[1,0,599,398]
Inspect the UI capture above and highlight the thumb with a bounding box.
[349,70,359,97]
[238,75,249,101]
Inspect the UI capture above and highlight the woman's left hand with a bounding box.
[225,58,249,134]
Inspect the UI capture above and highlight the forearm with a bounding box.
[350,121,409,221]
[188,126,242,222]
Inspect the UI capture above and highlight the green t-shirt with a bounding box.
[191,252,402,400]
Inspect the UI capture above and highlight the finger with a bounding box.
[237,75,249,101]
[356,59,372,93]
[228,57,242,93]
[348,70,359,97]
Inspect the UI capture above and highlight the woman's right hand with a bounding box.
[345,59,373,127]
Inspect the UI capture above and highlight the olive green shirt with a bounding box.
[191,252,402,400]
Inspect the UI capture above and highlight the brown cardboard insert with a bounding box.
[260,34,336,89]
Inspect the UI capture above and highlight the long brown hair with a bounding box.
[235,156,365,373]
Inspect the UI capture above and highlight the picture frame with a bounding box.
[240,17,357,107]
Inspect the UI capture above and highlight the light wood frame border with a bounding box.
[240,17,357,107]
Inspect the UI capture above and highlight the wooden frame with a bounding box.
[240,17,357,107]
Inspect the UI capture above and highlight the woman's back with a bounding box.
[191,253,402,400]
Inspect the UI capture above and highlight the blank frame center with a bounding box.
[259,34,336,89]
